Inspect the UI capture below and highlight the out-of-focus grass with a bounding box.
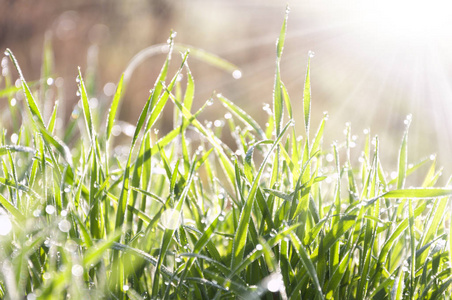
[0,10,451,300]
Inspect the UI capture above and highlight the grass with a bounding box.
[1,10,452,299]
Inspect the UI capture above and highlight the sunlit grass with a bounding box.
[0,10,451,300]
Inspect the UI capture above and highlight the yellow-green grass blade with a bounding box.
[106,74,124,141]
[77,68,94,142]
[303,54,312,138]
[217,94,265,139]
[290,232,325,300]
[397,117,410,189]
[0,145,35,156]
[272,8,288,137]
[231,120,292,270]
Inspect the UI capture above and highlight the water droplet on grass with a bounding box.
[266,273,283,293]
[206,98,214,106]
[224,113,232,119]
[123,284,130,291]
[27,293,36,300]
[10,133,18,144]
[72,264,83,277]
[232,69,242,79]
[326,153,334,162]
[256,244,263,251]
[58,220,71,232]
[46,205,55,215]
[47,78,54,86]
[308,50,315,58]
[103,82,116,96]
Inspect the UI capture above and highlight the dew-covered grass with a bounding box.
[0,10,451,300]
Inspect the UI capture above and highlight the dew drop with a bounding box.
[308,50,315,58]
[45,205,55,215]
[10,133,18,144]
[46,78,54,86]
[232,69,242,79]
[326,153,334,162]
[103,82,116,97]
[72,264,84,277]
[206,98,214,106]
[266,273,283,293]
[123,284,130,291]
[58,220,71,232]
[10,98,17,107]
[224,113,232,119]
[89,98,98,109]
[27,293,36,300]
[112,125,122,137]
[256,244,263,251]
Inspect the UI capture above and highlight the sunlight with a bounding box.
[359,0,452,43]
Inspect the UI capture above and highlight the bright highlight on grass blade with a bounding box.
[160,208,181,230]
[0,214,12,236]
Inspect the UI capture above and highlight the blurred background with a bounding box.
[1,0,452,177]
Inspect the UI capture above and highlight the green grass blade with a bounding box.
[106,74,124,140]
[217,94,265,139]
[6,49,45,127]
[231,120,292,269]
[290,232,325,300]
[397,116,410,189]
[77,68,94,141]
[303,54,312,137]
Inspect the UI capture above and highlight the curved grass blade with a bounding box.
[217,94,265,139]
[5,49,45,127]
[0,145,35,156]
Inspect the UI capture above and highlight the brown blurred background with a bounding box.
[1,0,452,178]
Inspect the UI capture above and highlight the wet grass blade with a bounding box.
[78,68,94,141]
[231,120,292,269]
[106,74,124,141]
